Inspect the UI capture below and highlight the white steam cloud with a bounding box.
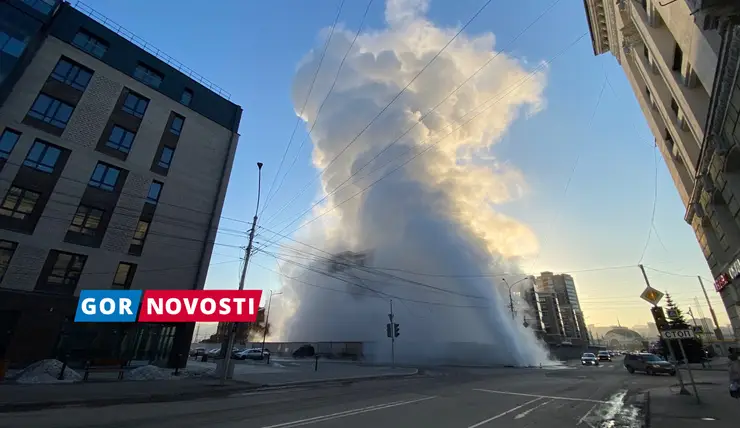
[269,0,551,366]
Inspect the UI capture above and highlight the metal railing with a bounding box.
[73,1,232,100]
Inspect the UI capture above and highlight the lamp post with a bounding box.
[502,276,535,320]
[260,290,282,358]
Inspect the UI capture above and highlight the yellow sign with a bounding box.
[640,287,664,305]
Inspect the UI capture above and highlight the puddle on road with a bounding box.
[580,390,642,428]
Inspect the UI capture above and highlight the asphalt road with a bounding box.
[0,357,685,428]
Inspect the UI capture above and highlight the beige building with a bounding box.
[583,0,740,340]
[0,2,241,367]
[533,272,588,344]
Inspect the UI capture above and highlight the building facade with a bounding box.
[0,1,242,367]
[525,272,589,345]
[582,0,740,340]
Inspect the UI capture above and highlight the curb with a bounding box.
[0,369,419,413]
[261,368,419,388]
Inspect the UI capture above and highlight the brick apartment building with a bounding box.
[0,1,242,367]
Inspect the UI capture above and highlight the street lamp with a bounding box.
[502,276,535,320]
[260,290,282,358]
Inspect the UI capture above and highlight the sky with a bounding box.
[78,0,729,333]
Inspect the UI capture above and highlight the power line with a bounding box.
[261,0,347,214]
[0,156,255,227]
[638,143,659,264]
[255,32,589,251]
[261,0,500,227]
[264,0,376,215]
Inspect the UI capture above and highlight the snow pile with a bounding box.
[124,364,217,381]
[14,359,81,384]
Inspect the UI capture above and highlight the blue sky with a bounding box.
[80,0,727,329]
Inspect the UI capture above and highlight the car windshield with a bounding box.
[598,351,609,355]
[583,353,595,358]
[644,354,664,362]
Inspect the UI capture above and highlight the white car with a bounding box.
[581,353,599,366]
[234,348,270,360]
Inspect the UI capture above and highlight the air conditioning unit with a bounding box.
[702,175,715,192]
[692,203,706,218]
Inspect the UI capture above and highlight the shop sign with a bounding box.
[715,272,730,292]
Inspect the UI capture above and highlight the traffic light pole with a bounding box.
[389,299,395,368]
[639,265,690,396]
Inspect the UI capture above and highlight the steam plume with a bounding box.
[269,0,551,366]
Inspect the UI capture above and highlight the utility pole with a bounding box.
[697,276,724,342]
[220,162,263,383]
[639,264,691,397]
[389,299,395,367]
[260,290,282,358]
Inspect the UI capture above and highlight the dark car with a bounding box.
[292,344,315,358]
[597,351,612,362]
[624,353,675,376]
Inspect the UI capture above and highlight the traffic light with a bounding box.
[393,323,400,338]
[650,306,670,331]
[386,323,392,338]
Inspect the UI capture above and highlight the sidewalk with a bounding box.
[649,382,740,427]
[0,362,418,413]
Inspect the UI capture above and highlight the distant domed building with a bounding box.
[603,327,644,350]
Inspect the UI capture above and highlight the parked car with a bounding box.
[292,344,316,358]
[597,350,612,362]
[624,353,675,376]
[581,353,599,366]
[234,348,270,360]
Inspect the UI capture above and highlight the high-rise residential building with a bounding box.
[527,272,589,345]
[0,1,242,367]
[582,0,740,340]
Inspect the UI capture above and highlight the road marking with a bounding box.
[259,395,437,428]
[229,388,309,397]
[577,403,598,427]
[465,398,543,428]
[473,389,609,404]
[513,399,552,419]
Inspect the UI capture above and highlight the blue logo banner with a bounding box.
[74,290,143,322]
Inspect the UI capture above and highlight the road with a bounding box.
[0,357,683,428]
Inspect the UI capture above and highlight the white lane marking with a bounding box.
[259,395,437,428]
[472,389,608,404]
[577,403,598,427]
[466,398,543,428]
[513,399,552,420]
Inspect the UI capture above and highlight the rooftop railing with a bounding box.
[73,1,232,100]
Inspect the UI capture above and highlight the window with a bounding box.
[0,187,40,220]
[38,250,87,294]
[158,146,174,170]
[642,45,649,60]
[130,220,151,248]
[0,240,18,282]
[122,91,148,118]
[106,126,135,154]
[670,98,679,117]
[68,205,103,236]
[89,162,121,191]
[147,181,163,204]
[50,58,92,91]
[0,32,27,58]
[27,93,74,129]
[181,89,193,106]
[170,114,184,136]
[672,43,683,72]
[0,129,20,160]
[72,30,107,58]
[23,140,61,173]
[704,15,720,31]
[112,262,136,290]
[133,63,163,89]
[22,0,56,14]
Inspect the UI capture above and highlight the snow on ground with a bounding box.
[13,359,82,384]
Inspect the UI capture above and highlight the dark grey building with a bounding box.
[0,1,242,368]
